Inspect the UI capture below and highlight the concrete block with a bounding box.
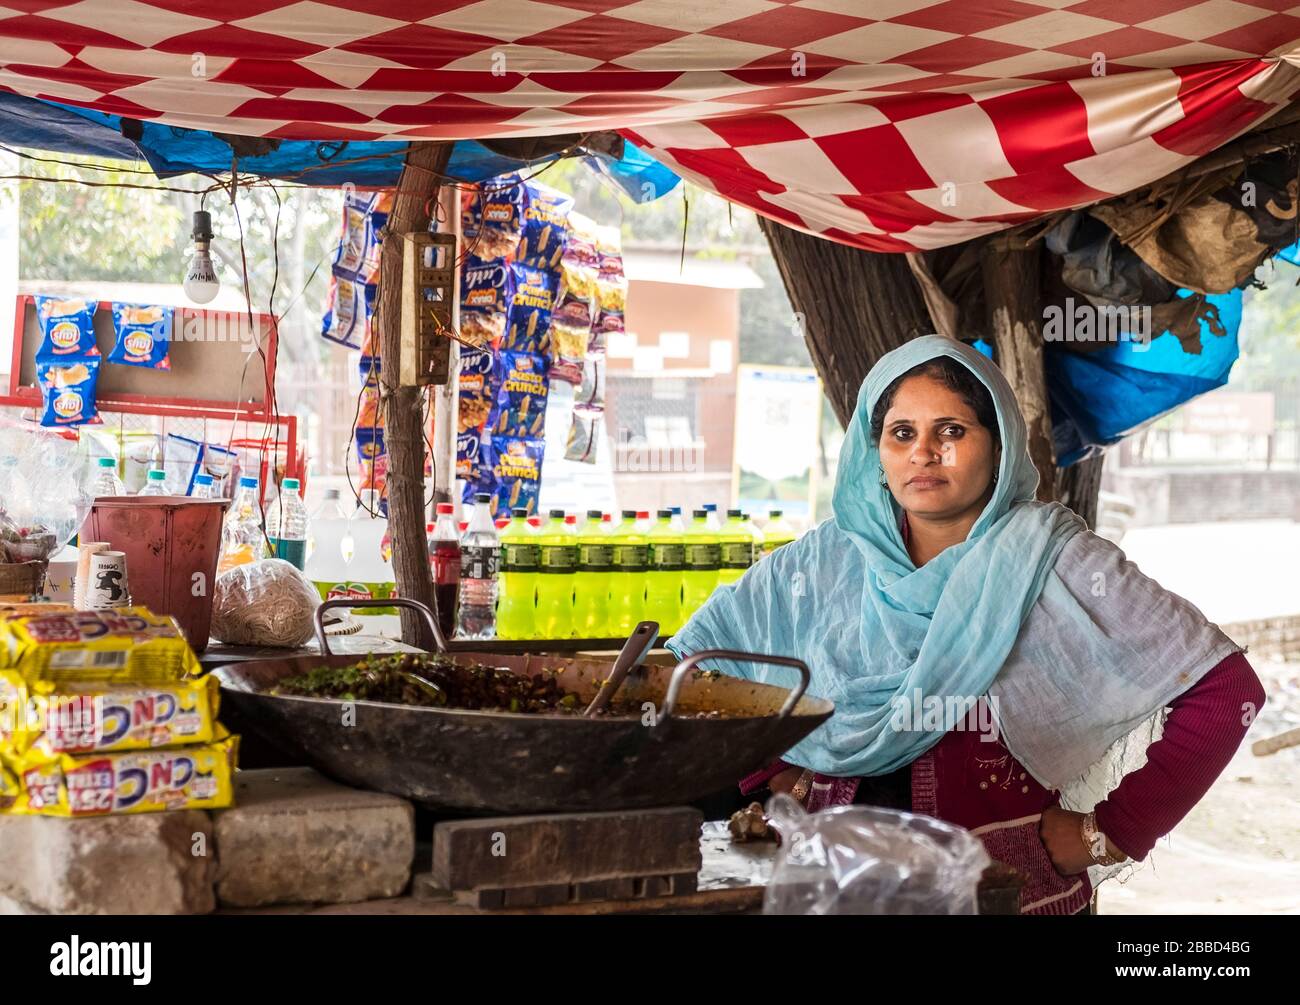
[0,810,214,914]
[212,767,414,908]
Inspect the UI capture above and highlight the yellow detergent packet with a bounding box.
[0,607,200,683]
[0,671,220,757]
[0,728,237,816]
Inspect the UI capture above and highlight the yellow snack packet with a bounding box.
[0,729,237,816]
[0,671,220,757]
[0,607,200,683]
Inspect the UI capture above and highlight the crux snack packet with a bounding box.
[459,256,513,349]
[461,176,525,261]
[457,345,497,433]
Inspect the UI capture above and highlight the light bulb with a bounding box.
[183,210,220,304]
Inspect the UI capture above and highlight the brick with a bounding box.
[432,807,702,892]
[212,767,414,908]
[0,811,214,915]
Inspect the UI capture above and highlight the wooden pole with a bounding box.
[982,237,1057,502]
[376,141,452,648]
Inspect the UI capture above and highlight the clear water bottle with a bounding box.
[457,492,500,640]
[91,457,125,497]
[138,469,168,496]
[265,477,309,570]
[191,473,217,499]
[218,475,269,575]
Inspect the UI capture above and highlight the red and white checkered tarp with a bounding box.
[3,1,1300,251]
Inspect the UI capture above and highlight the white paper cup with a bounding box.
[75,542,110,610]
[86,551,130,609]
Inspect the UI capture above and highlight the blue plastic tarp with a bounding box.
[1045,290,1242,467]
[0,91,680,199]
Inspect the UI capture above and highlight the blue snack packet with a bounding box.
[456,426,494,498]
[489,435,544,518]
[457,345,497,434]
[36,357,101,427]
[109,303,172,370]
[504,264,557,355]
[34,296,100,358]
[462,175,525,261]
[459,255,513,349]
[489,350,549,438]
[518,182,573,270]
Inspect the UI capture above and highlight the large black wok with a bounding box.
[213,599,832,814]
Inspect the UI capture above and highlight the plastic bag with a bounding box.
[762,794,990,915]
[210,558,321,647]
[0,417,92,564]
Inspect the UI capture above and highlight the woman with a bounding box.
[668,336,1265,916]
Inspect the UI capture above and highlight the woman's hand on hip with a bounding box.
[1039,807,1093,876]
[768,765,805,796]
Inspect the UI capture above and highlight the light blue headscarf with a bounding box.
[667,335,1085,777]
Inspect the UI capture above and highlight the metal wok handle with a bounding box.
[661,649,811,721]
[314,597,448,656]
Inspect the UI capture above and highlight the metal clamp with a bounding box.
[313,596,448,656]
[661,649,811,721]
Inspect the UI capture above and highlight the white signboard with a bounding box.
[732,365,822,522]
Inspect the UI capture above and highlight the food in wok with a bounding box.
[271,652,729,718]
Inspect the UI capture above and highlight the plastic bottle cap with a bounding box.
[148,469,166,481]
[564,515,577,524]
[436,503,455,515]
[282,478,300,491]
[458,521,468,532]
[586,510,603,519]
[657,509,672,518]
[703,504,717,511]
[770,509,783,518]
[239,476,258,488]
[670,507,682,514]
[693,509,708,519]
[527,516,542,527]
[324,488,340,500]
[602,514,612,522]
[195,474,213,484]
[636,511,650,520]
[475,492,491,503]
[727,508,742,518]
[97,457,116,468]
[549,509,566,519]
[425,522,434,533]
[512,508,529,518]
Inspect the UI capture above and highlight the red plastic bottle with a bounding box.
[428,502,461,639]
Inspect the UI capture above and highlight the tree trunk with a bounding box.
[982,239,1057,503]
[375,142,452,649]
[757,216,932,427]
[1055,453,1104,529]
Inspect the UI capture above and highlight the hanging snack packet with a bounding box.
[462,175,525,261]
[518,182,573,270]
[34,296,100,358]
[108,303,172,370]
[456,427,494,496]
[459,256,513,349]
[565,406,603,464]
[355,424,386,475]
[591,224,627,353]
[489,435,544,518]
[36,357,101,428]
[549,212,598,384]
[504,263,557,355]
[576,351,605,410]
[458,347,497,434]
[490,350,549,438]
[321,270,369,350]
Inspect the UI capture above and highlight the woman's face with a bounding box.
[877,374,1000,522]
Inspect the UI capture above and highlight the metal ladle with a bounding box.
[583,620,660,717]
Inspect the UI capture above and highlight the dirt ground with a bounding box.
[1091,521,1300,914]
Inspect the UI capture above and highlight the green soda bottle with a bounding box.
[741,512,765,564]
[496,508,539,640]
[608,509,648,636]
[536,509,578,639]
[645,509,685,635]
[574,509,613,638]
[718,509,753,587]
[682,509,720,617]
[761,509,797,554]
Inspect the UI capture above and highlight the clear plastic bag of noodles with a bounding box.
[211,558,321,648]
[762,794,990,915]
